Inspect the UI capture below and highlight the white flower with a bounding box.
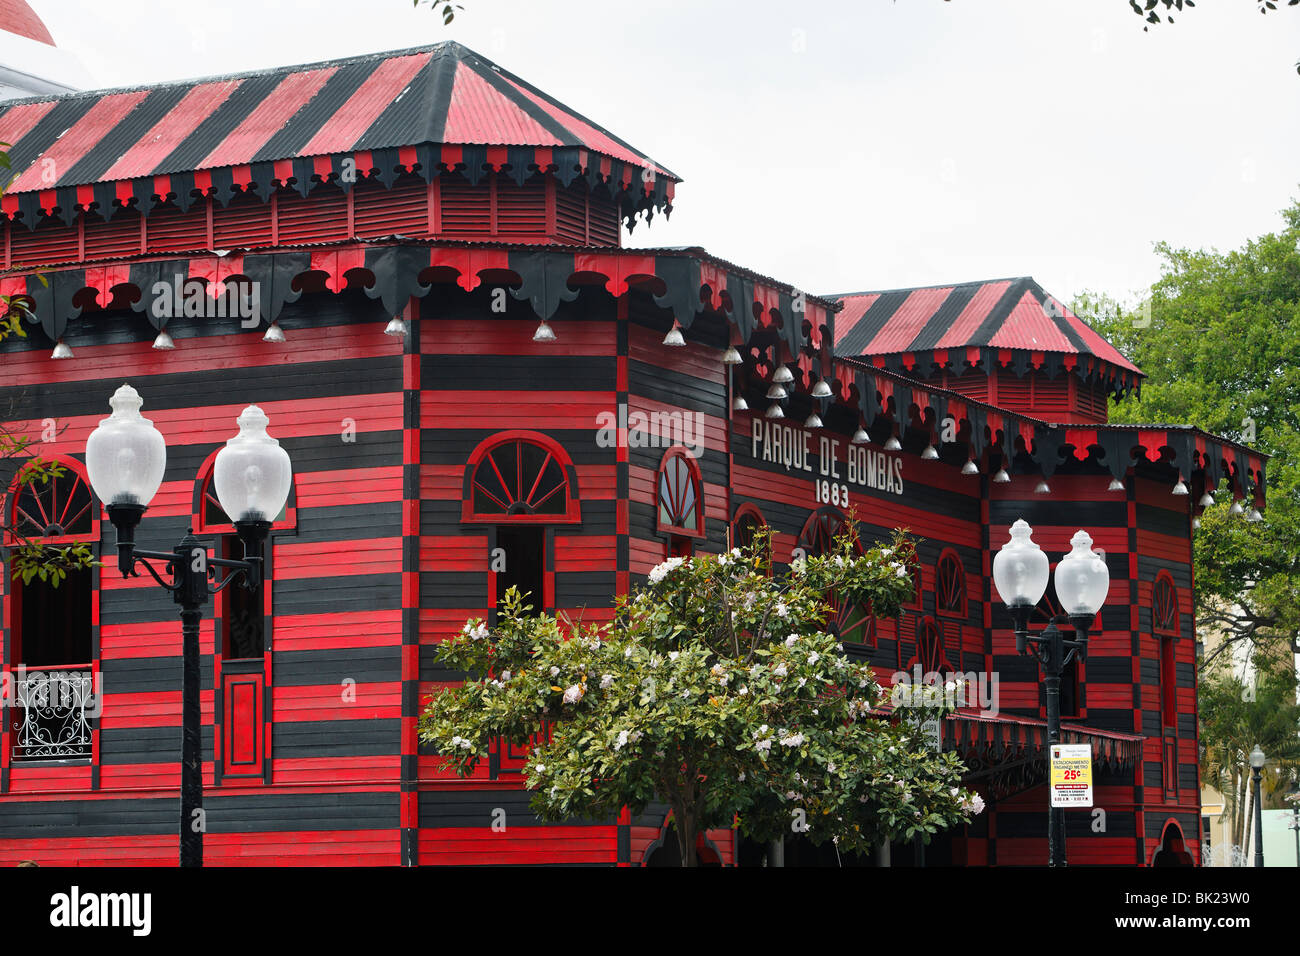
[785,634,799,647]
[738,685,748,696]
[462,621,490,641]
[535,764,546,774]
[790,557,807,574]
[755,738,773,753]
[648,556,687,584]
[717,552,731,566]
[549,666,560,677]
[968,794,986,815]
[562,683,585,704]
[738,772,746,782]
[881,547,893,558]
[668,651,680,661]
[833,555,845,567]
[773,664,788,678]
[775,602,789,618]
[449,735,475,752]
[807,651,819,665]
[600,674,615,690]
[779,731,805,748]
[624,647,633,658]
[501,670,511,680]
[827,762,837,773]
[614,730,630,751]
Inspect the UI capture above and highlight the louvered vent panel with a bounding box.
[554,181,588,244]
[588,194,621,247]
[438,174,490,237]
[1078,380,1110,422]
[83,208,142,260]
[10,217,79,267]
[354,175,428,239]
[1030,377,1072,418]
[995,371,1031,411]
[942,372,989,403]
[146,202,207,253]
[213,192,273,248]
[496,176,547,238]
[278,185,348,244]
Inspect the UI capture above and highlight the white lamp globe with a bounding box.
[1054,529,1110,616]
[992,519,1050,608]
[213,406,292,525]
[85,384,167,508]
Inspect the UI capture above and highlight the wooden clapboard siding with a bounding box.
[0,248,1202,868]
[0,287,411,862]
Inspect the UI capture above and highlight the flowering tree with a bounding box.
[420,525,983,866]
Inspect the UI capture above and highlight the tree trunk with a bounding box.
[675,805,697,867]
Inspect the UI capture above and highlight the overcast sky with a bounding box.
[31,0,1300,309]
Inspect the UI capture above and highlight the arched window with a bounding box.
[656,448,704,537]
[909,617,953,677]
[1153,573,1179,636]
[936,550,966,618]
[797,507,876,647]
[463,432,580,618]
[463,431,580,524]
[797,506,849,559]
[8,464,95,542]
[4,458,99,762]
[731,503,770,567]
[1153,572,1179,739]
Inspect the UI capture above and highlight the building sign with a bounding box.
[749,418,904,496]
[1050,743,1094,808]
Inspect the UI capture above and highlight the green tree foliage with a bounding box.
[1199,646,1300,848]
[1078,200,1300,664]
[420,527,983,866]
[413,0,462,25]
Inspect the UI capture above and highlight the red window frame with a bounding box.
[3,456,99,547]
[656,447,704,539]
[797,507,876,647]
[730,502,770,569]
[194,451,293,787]
[461,430,581,525]
[907,616,953,676]
[1152,572,1179,637]
[3,457,101,769]
[935,549,967,619]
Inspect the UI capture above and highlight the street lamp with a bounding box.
[1249,745,1265,868]
[85,385,292,867]
[992,520,1110,867]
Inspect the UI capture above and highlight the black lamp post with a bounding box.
[992,520,1110,868]
[1250,745,1265,869]
[85,386,292,867]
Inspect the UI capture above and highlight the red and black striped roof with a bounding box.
[0,42,677,224]
[830,276,1143,393]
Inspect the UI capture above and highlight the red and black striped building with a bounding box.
[0,42,1266,866]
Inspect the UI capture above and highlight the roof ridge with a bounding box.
[0,41,472,107]
[825,276,1034,299]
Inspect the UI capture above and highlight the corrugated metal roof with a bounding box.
[829,276,1142,377]
[0,42,679,195]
